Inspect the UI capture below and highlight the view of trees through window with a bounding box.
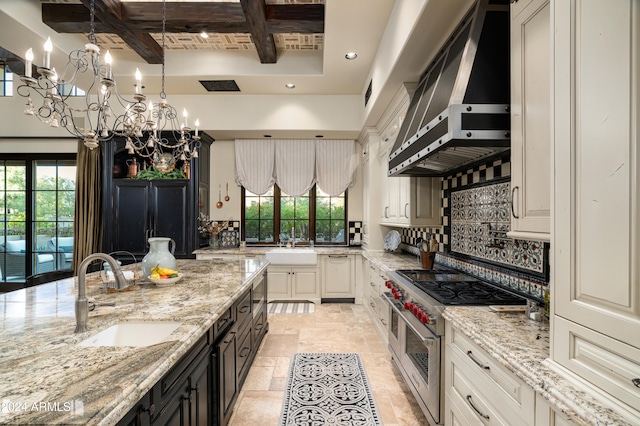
[1,158,76,287]
[243,185,346,245]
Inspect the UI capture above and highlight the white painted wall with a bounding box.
[0,138,77,153]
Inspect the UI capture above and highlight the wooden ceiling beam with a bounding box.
[42,3,323,34]
[79,0,163,64]
[239,0,277,64]
[41,1,325,64]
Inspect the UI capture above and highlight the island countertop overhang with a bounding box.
[0,258,268,425]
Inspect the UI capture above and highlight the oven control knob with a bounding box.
[412,305,420,315]
[394,291,401,300]
[385,281,392,289]
[404,301,411,310]
[417,311,424,321]
[421,313,430,324]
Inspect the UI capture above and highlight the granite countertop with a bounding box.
[193,245,365,256]
[443,307,633,426]
[0,258,268,426]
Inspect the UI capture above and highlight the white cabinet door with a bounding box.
[509,0,551,240]
[534,393,574,426]
[552,0,640,413]
[380,147,401,223]
[292,269,319,299]
[267,267,291,301]
[268,266,319,302]
[384,174,440,227]
[321,255,355,298]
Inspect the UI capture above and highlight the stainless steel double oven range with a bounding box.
[383,268,526,425]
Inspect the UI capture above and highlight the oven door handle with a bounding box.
[382,293,438,346]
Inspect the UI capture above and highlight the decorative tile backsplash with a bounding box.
[450,180,546,275]
[348,221,362,246]
[398,153,549,300]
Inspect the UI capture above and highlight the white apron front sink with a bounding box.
[265,248,318,265]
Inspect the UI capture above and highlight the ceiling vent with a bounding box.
[199,80,241,92]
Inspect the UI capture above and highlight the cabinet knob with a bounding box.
[141,403,155,417]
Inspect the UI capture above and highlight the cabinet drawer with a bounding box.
[236,322,253,386]
[553,316,640,411]
[153,333,209,418]
[447,325,535,423]
[214,307,233,342]
[447,353,530,426]
[235,289,252,330]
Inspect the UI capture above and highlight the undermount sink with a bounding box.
[265,248,318,265]
[77,322,182,347]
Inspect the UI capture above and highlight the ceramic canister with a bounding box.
[141,237,176,278]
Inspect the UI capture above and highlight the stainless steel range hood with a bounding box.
[389,0,510,177]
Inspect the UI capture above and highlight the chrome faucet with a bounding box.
[291,227,295,247]
[75,253,128,333]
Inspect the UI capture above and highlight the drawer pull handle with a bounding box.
[633,378,640,388]
[511,186,519,218]
[239,347,251,358]
[380,319,387,326]
[466,395,490,420]
[223,331,236,344]
[239,306,250,313]
[467,351,490,370]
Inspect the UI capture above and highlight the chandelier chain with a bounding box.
[88,0,97,45]
[160,0,166,99]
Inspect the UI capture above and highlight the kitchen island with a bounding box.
[0,258,268,425]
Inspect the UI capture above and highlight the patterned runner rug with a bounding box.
[268,301,315,314]
[280,353,382,426]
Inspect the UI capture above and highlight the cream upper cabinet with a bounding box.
[508,0,551,240]
[380,146,441,227]
[552,0,640,417]
[379,147,402,223]
[397,176,441,226]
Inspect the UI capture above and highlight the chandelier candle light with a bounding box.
[16,0,201,165]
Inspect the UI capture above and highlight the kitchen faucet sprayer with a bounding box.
[75,253,128,333]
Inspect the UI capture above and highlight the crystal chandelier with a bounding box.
[17,0,136,149]
[16,0,200,163]
[119,0,200,163]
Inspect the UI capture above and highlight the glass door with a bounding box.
[0,157,75,291]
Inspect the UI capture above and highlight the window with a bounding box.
[0,64,13,96]
[0,156,76,291]
[242,185,347,245]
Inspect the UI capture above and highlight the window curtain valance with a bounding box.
[234,139,357,196]
[234,139,276,195]
[315,139,357,196]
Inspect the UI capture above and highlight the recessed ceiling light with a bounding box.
[200,31,209,39]
[285,83,296,89]
[345,52,358,60]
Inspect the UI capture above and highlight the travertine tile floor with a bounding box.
[228,303,430,426]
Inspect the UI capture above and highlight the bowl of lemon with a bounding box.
[148,266,183,287]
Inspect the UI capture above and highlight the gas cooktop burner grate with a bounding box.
[411,280,526,305]
[395,269,526,306]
